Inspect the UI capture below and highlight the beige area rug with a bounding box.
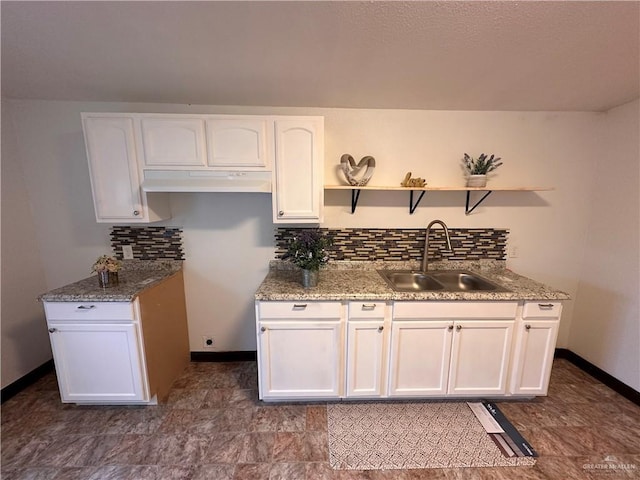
[327,401,536,470]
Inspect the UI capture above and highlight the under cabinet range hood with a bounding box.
[141,170,272,193]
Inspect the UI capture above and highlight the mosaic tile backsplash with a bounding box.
[110,226,184,260]
[275,227,508,262]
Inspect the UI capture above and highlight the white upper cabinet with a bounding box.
[206,117,271,169]
[139,117,207,168]
[82,115,170,223]
[273,117,324,223]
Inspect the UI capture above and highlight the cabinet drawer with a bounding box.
[522,302,562,319]
[348,301,387,319]
[393,301,518,319]
[258,301,341,319]
[43,302,135,321]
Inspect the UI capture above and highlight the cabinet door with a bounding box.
[273,118,324,223]
[258,320,342,399]
[83,116,145,221]
[206,118,270,169]
[48,322,148,403]
[448,320,514,396]
[388,321,453,396]
[510,320,559,395]
[346,320,386,397]
[140,117,207,167]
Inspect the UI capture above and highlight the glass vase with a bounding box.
[97,271,119,288]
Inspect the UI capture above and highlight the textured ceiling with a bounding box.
[2,1,639,112]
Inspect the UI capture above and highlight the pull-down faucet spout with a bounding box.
[421,220,452,272]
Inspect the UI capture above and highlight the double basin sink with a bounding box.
[378,270,510,292]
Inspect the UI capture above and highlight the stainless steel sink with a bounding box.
[429,271,509,292]
[378,271,444,291]
[378,270,509,292]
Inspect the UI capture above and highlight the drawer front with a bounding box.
[348,301,387,319]
[258,301,342,319]
[523,302,562,319]
[393,301,518,319]
[43,301,135,321]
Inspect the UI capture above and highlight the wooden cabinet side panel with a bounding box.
[138,271,190,402]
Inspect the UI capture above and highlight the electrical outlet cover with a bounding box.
[122,245,134,260]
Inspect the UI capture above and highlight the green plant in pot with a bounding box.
[284,229,333,288]
[462,153,502,187]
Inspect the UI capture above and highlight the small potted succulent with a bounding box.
[91,254,122,288]
[284,229,333,288]
[461,153,503,187]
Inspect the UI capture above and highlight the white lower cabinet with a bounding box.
[256,299,560,401]
[388,320,452,396]
[346,302,389,397]
[257,302,343,400]
[448,320,514,395]
[43,272,190,404]
[510,302,562,395]
[389,302,517,398]
[47,320,148,403]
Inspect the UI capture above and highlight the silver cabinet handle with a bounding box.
[378,326,384,332]
[525,324,531,330]
[292,304,307,310]
[456,325,462,331]
[48,328,57,333]
[77,305,96,310]
[362,304,376,311]
[278,210,284,216]
[133,210,140,216]
[260,326,266,332]
[448,325,454,331]
[538,303,554,310]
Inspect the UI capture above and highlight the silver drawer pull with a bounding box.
[260,326,266,332]
[525,324,531,330]
[378,326,384,332]
[362,304,376,311]
[448,325,454,331]
[538,303,554,310]
[456,325,462,331]
[48,328,57,333]
[292,304,308,310]
[77,305,96,310]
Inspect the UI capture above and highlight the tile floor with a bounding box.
[1,359,638,479]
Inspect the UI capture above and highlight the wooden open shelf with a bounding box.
[324,185,554,215]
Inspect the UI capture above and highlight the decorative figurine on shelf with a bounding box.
[401,172,427,188]
[91,254,122,288]
[339,154,376,186]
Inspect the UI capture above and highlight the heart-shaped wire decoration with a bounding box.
[340,154,376,186]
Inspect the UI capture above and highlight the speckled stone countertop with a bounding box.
[255,260,570,302]
[38,260,183,302]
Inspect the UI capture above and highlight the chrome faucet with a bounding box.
[421,220,453,272]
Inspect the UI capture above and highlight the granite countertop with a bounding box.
[255,260,570,302]
[39,260,183,302]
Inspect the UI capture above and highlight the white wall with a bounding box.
[4,99,607,370]
[569,99,640,391]
[1,103,52,388]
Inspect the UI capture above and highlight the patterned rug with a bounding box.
[327,401,536,470]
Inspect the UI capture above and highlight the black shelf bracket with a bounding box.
[465,190,493,215]
[409,190,427,214]
[350,189,362,213]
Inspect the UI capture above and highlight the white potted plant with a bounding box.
[461,153,502,188]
